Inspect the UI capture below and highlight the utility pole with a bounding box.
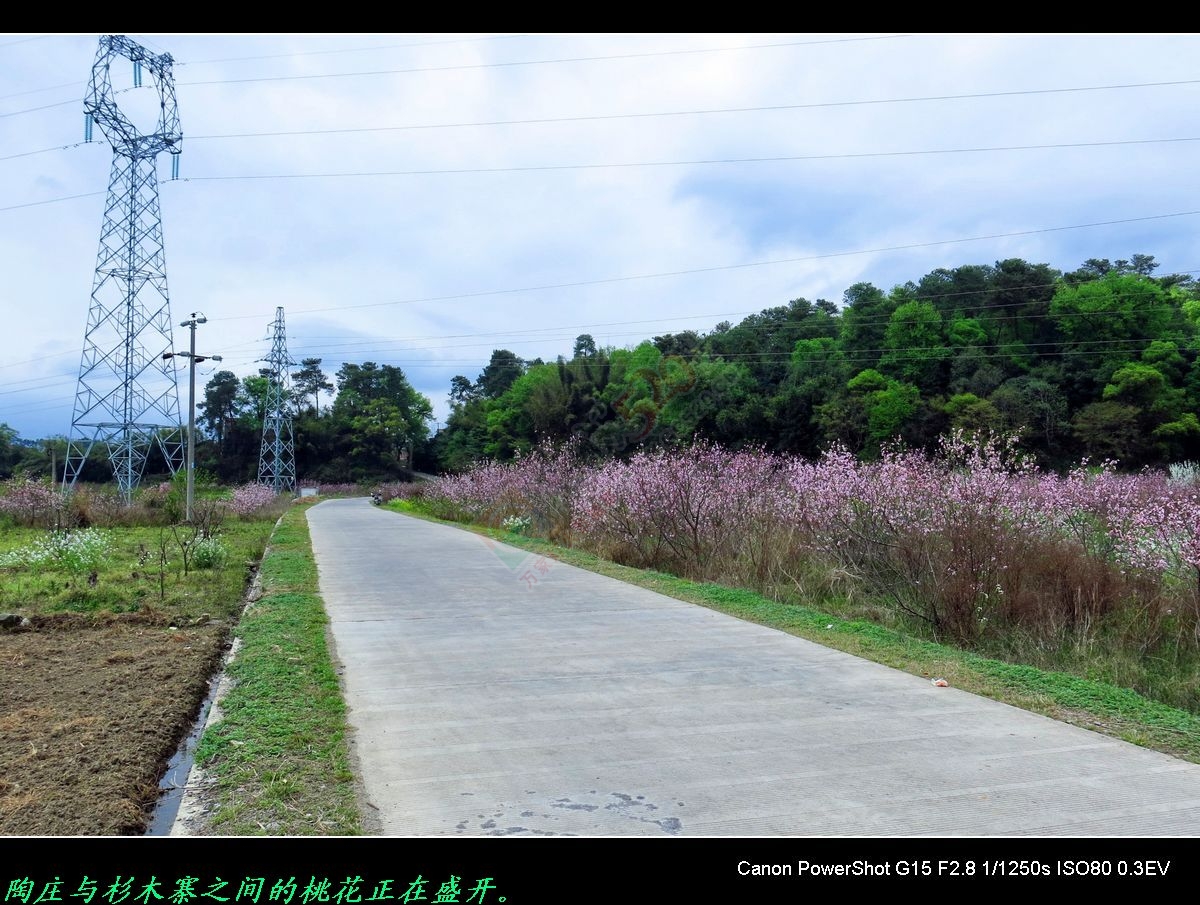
[164,314,221,522]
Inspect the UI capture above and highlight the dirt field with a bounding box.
[0,613,227,835]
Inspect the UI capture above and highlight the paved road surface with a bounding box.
[306,498,1200,836]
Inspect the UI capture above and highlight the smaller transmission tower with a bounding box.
[258,307,296,493]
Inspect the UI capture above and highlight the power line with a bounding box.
[208,344,1180,372]
[0,140,94,163]
[8,317,1175,399]
[0,372,79,395]
[0,399,73,418]
[0,35,50,50]
[0,34,892,116]
[34,295,1184,378]
[184,79,1200,142]
[177,33,534,66]
[753,343,1167,366]
[205,280,1200,372]
[0,96,78,118]
[6,275,1182,374]
[3,274,1187,386]
[0,79,81,101]
[7,71,1198,127]
[0,212,1180,374]
[0,350,79,372]
[0,83,136,120]
[0,335,1179,414]
[258,335,1169,364]
[178,136,1200,183]
[274,288,1196,356]
[178,35,914,87]
[8,132,1197,180]
[0,190,104,213]
[208,210,1200,321]
[287,310,777,347]
[215,307,1192,364]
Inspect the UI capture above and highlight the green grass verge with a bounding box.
[193,504,363,835]
[384,500,1200,764]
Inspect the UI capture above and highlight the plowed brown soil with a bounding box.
[0,614,226,835]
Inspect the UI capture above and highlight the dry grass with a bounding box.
[0,707,54,732]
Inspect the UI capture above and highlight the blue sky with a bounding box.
[2,32,1198,439]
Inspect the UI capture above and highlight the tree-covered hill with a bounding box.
[433,254,1200,472]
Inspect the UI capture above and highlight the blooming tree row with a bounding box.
[419,435,1200,645]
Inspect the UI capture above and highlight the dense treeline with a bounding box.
[0,359,434,486]
[434,253,1200,472]
[0,428,72,481]
[193,360,431,483]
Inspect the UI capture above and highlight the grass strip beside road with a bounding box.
[385,500,1200,765]
[193,504,362,834]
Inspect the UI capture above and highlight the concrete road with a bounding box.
[306,498,1200,836]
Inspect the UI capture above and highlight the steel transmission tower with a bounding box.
[258,307,296,493]
[63,35,185,500]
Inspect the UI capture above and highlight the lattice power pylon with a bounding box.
[63,35,185,500]
[258,307,296,493]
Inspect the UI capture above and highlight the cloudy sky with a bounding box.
[1,32,1198,440]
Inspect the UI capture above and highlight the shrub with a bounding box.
[501,515,531,534]
[1169,461,1200,486]
[228,483,280,517]
[67,485,130,528]
[191,535,228,570]
[0,478,66,528]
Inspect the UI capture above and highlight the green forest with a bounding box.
[433,253,1200,473]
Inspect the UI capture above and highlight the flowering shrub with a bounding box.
[573,442,780,577]
[138,482,173,510]
[191,535,228,569]
[0,528,112,576]
[433,441,584,543]
[0,478,66,528]
[228,483,280,517]
[501,515,531,534]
